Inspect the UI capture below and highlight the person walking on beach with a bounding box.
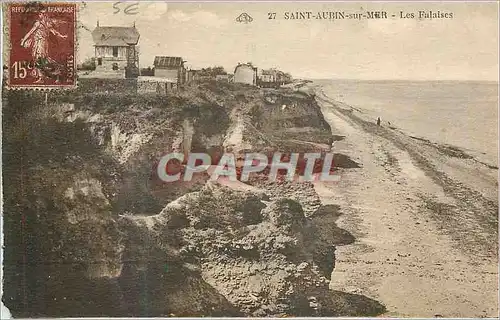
[377,117,381,126]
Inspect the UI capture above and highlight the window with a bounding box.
[112,63,119,71]
[112,47,118,57]
[97,58,102,66]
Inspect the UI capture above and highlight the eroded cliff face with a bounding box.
[2,80,385,317]
[122,182,384,317]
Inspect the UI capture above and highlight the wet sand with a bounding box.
[313,87,498,317]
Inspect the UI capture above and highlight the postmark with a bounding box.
[6,2,76,89]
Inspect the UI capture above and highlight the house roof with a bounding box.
[92,26,140,46]
[234,63,257,74]
[154,56,184,68]
[261,69,277,75]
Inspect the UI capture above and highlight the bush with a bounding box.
[140,67,155,76]
[79,58,96,71]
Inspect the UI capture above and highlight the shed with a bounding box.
[153,56,186,85]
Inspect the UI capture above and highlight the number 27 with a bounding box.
[268,12,276,19]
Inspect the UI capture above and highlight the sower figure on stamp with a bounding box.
[20,11,68,83]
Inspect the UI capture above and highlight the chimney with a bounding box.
[97,20,99,27]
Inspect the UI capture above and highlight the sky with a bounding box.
[76,1,499,81]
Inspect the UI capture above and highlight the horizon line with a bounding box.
[300,77,499,83]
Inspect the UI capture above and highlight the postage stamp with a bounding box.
[5,2,76,89]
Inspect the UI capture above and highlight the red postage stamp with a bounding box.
[6,2,76,89]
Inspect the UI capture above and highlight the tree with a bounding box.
[79,57,96,71]
[211,66,227,75]
[140,66,154,76]
[198,66,227,77]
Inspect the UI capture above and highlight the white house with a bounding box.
[234,63,257,86]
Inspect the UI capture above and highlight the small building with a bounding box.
[259,68,284,88]
[259,69,277,83]
[215,74,230,82]
[186,69,211,82]
[154,56,186,85]
[234,63,257,86]
[92,22,140,76]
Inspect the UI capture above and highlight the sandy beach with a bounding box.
[312,85,498,317]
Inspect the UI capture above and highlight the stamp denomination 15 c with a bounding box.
[6,2,76,89]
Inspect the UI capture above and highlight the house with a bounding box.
[92,22,140,77]
[154,56,186,85]
[234,63,257,86]
[258,68,293,87]
[215,74,231,82]
[187,68,230,83]
[186,69,210,82]
[259,68,280,87]
[259,69,277,83]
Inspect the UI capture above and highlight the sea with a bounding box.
[316,79,499,167]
